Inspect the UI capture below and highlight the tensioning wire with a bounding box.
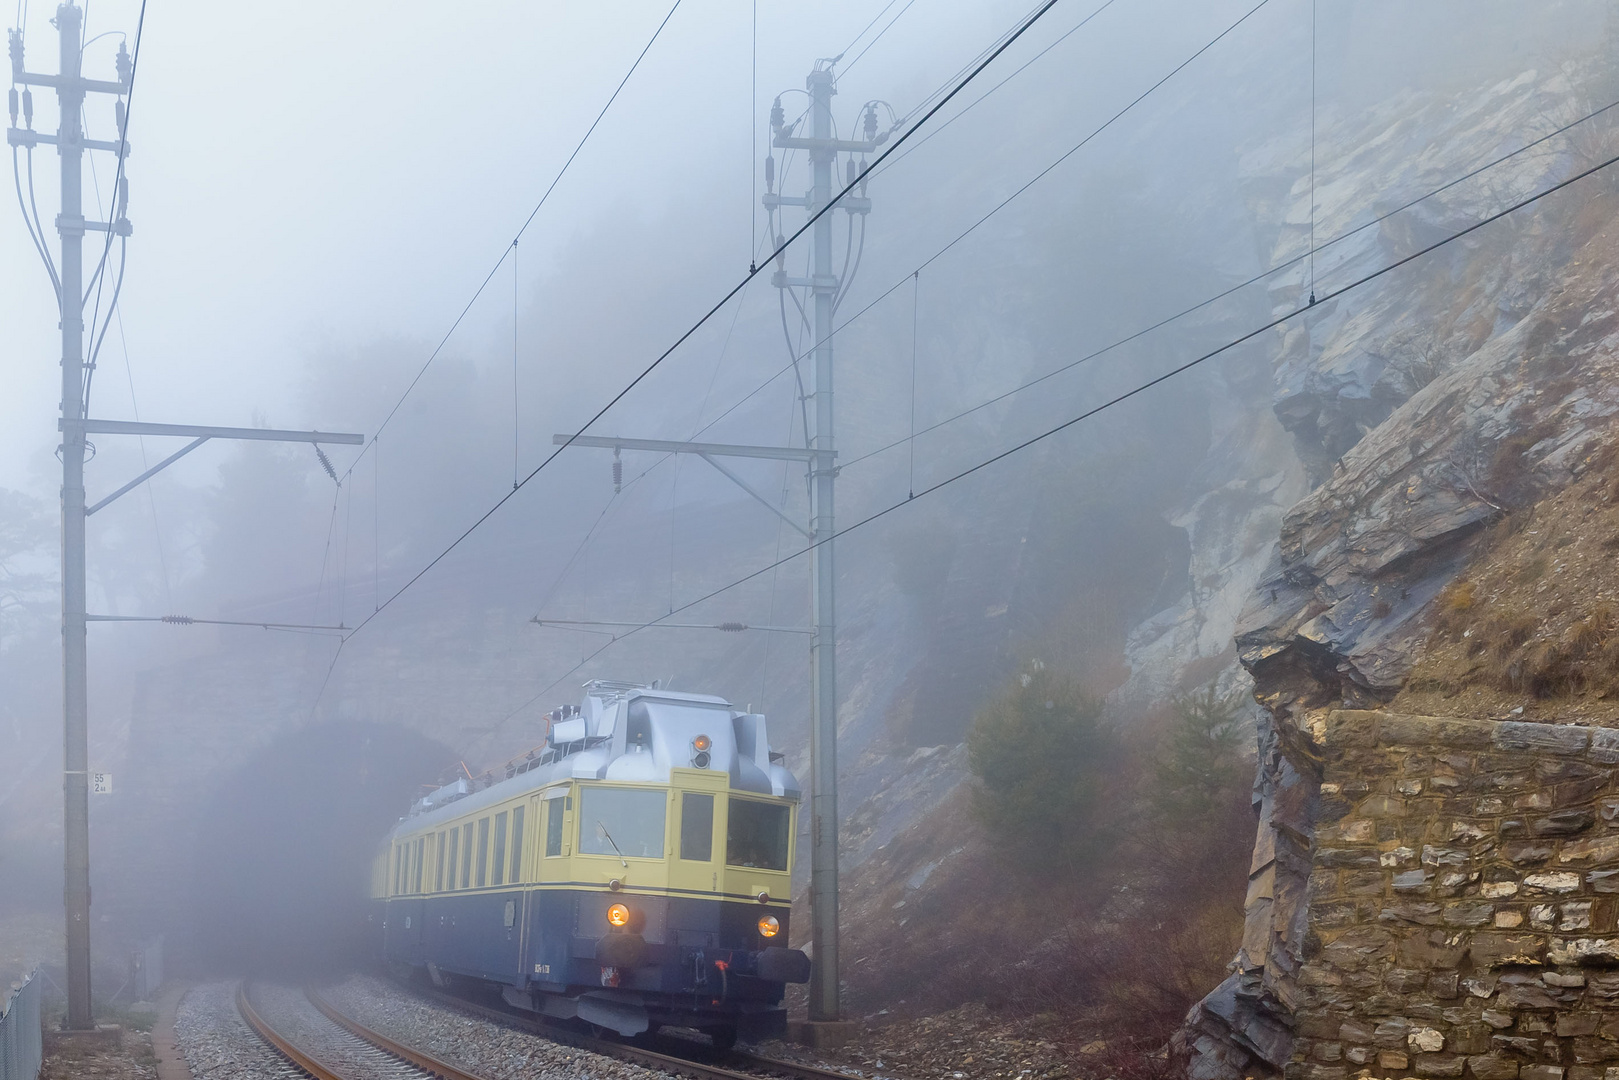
[497,141,1619,715]
[310,0,1072,714]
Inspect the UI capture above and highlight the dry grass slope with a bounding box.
[1396,437,1619,722]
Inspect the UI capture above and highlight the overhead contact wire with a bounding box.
[321,0,1072,672]
[500,143,1619,710]
[351,0,685,476]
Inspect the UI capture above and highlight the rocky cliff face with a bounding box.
[1175,60,1619,1080]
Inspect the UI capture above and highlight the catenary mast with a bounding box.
[8,5,362,1027]
[554,56,879,1030]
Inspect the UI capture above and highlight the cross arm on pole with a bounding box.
[697,452,811,539]
[85,436,207,516]
[75,420,363,516]
[552,433,823,462]
[553,433,816,538]
[69,418,364,445]
[532,617,812,634]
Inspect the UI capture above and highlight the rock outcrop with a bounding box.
[1178,60,1619,1080]
[1187,710,1619,1080]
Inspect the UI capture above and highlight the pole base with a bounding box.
[786,1019,860,1050]
[46,1023,123,1049]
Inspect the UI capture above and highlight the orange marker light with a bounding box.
[693,734,712,752]
[758,914,781,938]
[607,903,631,928]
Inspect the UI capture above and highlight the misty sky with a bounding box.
[4,0,1616,932]
[0,0,1061,489]
[2,0,1611,719]
[6,0,1585,500]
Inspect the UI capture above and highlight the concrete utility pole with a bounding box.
[9,4,130,1028]
[9,5,362,1027]
[556,57,876,1032]
[767,59,876,1027]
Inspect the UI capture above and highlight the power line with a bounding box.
[345,0,686,480]
[870,0,1119,179]
[680,0,1277,454]
[493,142,1619,716]
[314,0,1071,686]
[838,0,904,62]
[840,0,918,78]
[1308,0,1317,302]
[82,0,144,408]
[735,87,1619,480]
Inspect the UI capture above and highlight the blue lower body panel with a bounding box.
[379,889,807,1036]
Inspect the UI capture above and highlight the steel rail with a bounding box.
[236,981,347,1080]
[408,982,882,1080]
[303,984,489,1080]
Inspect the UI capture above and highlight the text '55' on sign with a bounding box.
[91,773,112,795]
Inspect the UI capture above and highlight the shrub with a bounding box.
[1148,687,1249,824]
[966,665,1119,875]
[1440,580,1476,613]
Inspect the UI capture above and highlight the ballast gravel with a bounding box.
[250,982,426,1080]
[324,974,677,1080]
[172,980,298,1080]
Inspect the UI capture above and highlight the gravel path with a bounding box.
[172,980,298,1080]
[323,974,674,1080]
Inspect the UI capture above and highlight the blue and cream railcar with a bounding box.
[371,681,809,1044]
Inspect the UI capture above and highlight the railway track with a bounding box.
[238,974,881,1080]
[236,980,485,1080]
[408,982,884,1080]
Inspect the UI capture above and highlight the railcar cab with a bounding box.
[371,681,808,1045]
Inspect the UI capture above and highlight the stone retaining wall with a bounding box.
[1293,711,1619,1080]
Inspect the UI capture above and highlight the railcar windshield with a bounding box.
[726,798,790,871]
[578,786,667,859]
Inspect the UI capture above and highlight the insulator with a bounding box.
[7,88,15,126]
[21,87,32,127]
[314,445,337,482]
[717,622,746,633]
[612,448,622,493]
[860,157,869,197]
[7,28,20,77]
[864,104,878,141]
[770,96,784,132]
[846,158,857,188]
[161,615,194,625]
[764,154,775,194]
[114,99,126,134]
[117,176,128,215]
[115,41,131,86]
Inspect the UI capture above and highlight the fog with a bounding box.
[1,0,1610,999]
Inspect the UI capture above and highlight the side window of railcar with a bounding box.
[476,818,491,887]
[413,836,425,893]
[492,812,509,886]
[680,793,714,862]
[579,786,666,859]
[435,831,446,892]
[461,822,474,887]
[726,799,791,871]
[393,844,402,895]
[447,827,460,890]
[545,797,565,857]
[510,806,525,882]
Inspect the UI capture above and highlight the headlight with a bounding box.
[607,903,630,928]
[758,914,780,938]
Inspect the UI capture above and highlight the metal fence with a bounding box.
[133,936,163,1002]
[0,971,42,1080]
